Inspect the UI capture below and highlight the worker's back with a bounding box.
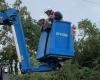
[54,11,63,20]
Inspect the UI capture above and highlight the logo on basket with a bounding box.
[56,32,68,37]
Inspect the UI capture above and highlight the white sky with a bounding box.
[6,0,100,28]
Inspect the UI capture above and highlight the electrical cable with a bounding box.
[82,0,100,5]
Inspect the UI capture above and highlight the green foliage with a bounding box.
[19,6,40,55]
[0,0,40,72]
[77,19,100,68]
[0,1,16,63]
[0,0,8,11]
[7,17,100,80]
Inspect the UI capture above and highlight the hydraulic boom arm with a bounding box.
[0,8,58,73]
[0,8,74,73]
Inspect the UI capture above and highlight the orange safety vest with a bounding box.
[50,11,55,19]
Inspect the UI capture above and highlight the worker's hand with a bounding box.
[38,19,45,26]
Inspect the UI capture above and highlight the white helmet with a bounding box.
[39,14,48,20]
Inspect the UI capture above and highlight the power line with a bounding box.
[82,0,100,5]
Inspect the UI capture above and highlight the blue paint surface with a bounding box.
[36,20,74,61]
[0,8,74,72]
[47,20,74,57]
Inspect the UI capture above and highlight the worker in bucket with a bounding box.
[38,9,63,32]
[38,14,51,32]
[44,9,63,22]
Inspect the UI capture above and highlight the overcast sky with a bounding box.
[0,0,99,49]
[6,0,100,28]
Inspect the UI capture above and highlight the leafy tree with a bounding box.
[0,0,16,64]
[76,19,100,68]
[0,0,8,10]
[13,0,22,10]
[0,0,40,74]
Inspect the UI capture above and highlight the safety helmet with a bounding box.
[40,14,47,19]
[39,14,48,20]
[44,8,53,14]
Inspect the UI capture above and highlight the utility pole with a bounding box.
[0,56,9,80]
[2,67,9,80]
[0,67,3,80]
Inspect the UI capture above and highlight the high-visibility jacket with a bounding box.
[50,11,63,20]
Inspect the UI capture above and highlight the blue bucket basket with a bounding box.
[36,20,74,62]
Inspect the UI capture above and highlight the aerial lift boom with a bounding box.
[0,8,74,73]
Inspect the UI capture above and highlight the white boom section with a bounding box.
[11,25,22,62]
